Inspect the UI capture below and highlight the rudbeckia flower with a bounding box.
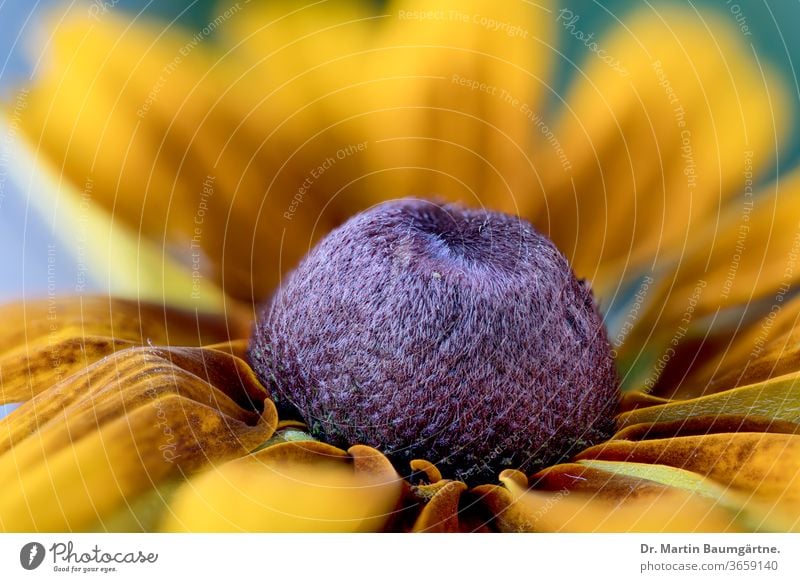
[2,0,800,532]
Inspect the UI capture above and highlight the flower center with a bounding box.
[249,199,619,484]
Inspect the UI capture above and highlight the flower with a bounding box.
[2,0,800,532]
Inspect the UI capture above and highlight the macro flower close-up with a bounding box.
[2,0,800,535]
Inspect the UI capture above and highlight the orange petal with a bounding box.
[411,480,467,533]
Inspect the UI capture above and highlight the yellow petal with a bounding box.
[709,293,800,391]
[617,371,800,430]
[161,441,403,532]
[614,416,800,441]
[352,0,554,213]
[0,296,246,404]
[4,117,228,311]
[536,7,789,289]
[18,7,341,303]
[578,433,800,500]
[0,346,276,531]
[534,460,799,531]
[617,170,800,396]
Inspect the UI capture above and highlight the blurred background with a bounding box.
[2,0,800,302]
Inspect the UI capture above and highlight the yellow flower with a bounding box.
[2,0,800,532]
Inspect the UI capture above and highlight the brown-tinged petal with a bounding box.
[160,441,403,532]
[617,372,800,432]
[474,473,742,532]
[613,416,800,441]
[0,344,276,531]
[0,345,272,456]
[410,459,443,484]
[411,481,467,533]
[0,296,247,404]
[577,433,800,501]
[534,460,799,531]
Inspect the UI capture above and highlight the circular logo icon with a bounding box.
[20,542,46,570]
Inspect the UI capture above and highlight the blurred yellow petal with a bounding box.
[4,117,228,311]
[352,0,554,214]
[708,293,800,391]
[0,346,276,531]
[18,7,342,304]
[161,441,403,532]
[578,433,800,500]
[537,7,789,291]
[0,296,246,403]
[618,170,800,396]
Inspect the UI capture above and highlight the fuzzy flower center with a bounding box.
[249,199,619,484]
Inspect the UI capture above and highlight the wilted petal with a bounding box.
[534,461,799,531]
[0,296,245,403]
[473,472,740,532]
[0,346,276,531]
[161,441,403,532]
[578,433,800,501]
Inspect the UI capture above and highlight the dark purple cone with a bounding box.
[249,199,618,484]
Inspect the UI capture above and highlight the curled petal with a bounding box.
[411,481,467,533]
[410,459,443,484]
